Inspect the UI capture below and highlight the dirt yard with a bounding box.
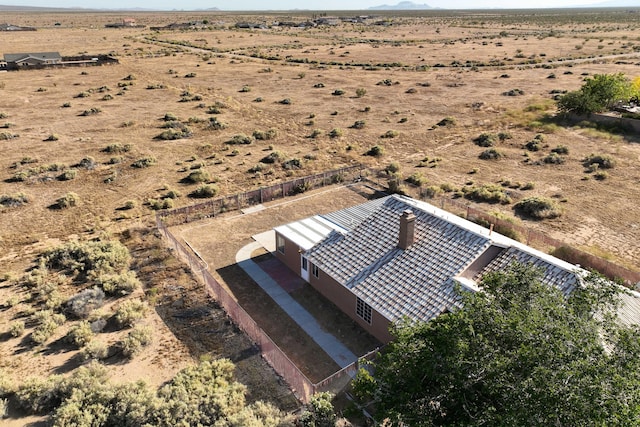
[1,8,640,421]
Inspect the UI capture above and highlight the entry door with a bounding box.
[300,254,310,282]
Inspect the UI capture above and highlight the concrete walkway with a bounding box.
[236,241,357,368]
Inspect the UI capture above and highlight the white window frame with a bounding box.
[356,297,372,324]
[312,264,319,278]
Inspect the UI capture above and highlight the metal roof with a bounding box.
[4,52,61,62]
[274,215,346,251]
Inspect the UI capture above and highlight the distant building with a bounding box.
[4,52,62,69]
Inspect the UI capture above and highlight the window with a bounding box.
[312,264,319,278]
[356,297,372,324]
[276,234,285,254]
[301,256,308,271]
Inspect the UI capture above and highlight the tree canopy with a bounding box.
[353,263,640,426]
[557,73,635,114]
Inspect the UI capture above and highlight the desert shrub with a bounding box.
[9,321,25,337]
[57,169,77,181]
[66,288,105,319]
[14,376,62,414]
[31,310,66,344]
[103,143,131,153]
[503,88,525,96]
[377,79,394,86]
[329,128,343,138]
[479,149,503,160]
[355,88,367,97]
[381,130,398,139]
[253,128,277,140]
[184,72,196,78]
[332,89,345,96]
[96,271,140,296]
[115,300,147,329]
[155,126,192,140]
[44,240,130,277]
[226,134,252,145]
[498,132,512,141]
[514,196,561,219]
[184,169,210,183]
[473,133,497,147]
[0,132,18,140]
[313,83,325,88]
[0,192,29,208]
[44,134,59,142]
[551,145,569,155]
[299,392,337,427]
[121,325,153,358]
[282,158,302,170]
[584,154,615,169]
[75,91,91,98]
[190,184,218,198]
[385,162,401,175]
[80,108,101,116]
[66,321,94,348]
[406,172,427,187]
[131,157,156,168]
[594,171,608,180]
[80,340,109,361]
[351,120,366,129]
[365,145,384,157]
[278,98,292,105]
[436,117,456,127]
[239,85,251,93]
[464,184,512,204]
[405,87,418,94]
[542,153,565,164]
[54,192,80,209]
[260,151,284,164]
[525,140,541,152]
[148,198,173,210]
[162,112,179,122]
[309,129,323,139]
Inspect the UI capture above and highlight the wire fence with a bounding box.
[157,165,366,227]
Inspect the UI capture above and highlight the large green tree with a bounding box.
[557,73,634,114]
[353,263,640,426]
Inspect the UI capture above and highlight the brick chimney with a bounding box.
[398,209,416,250]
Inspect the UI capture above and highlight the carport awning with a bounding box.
[274,215,347,251]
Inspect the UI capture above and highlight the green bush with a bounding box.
[115,299,147,328]
[514,196,561,219]
[131,157,156,168]
[551,145,569,155]
[479,149,503,160]
[260,151,284,164]
[584,154,615,169]
[253,128,277,140]
[57,169,77,181]
[226,134,253,145]
[80,340,109,361]
[0,192,29,208]
[385,162,401,174]
[189,184,218,198]
[103,143,132,153]
[9,321,25,337]
[66,321,94,348]
[54,192,80,209]
[356,88,367,97]
[121,325,153,358]
[44,240,130,277]
[436,117,456,127]
[329,128,343,138]
[309,129,323,138]
[332,89,345,96]
[155,126,192,140]
[184,169,210,183]
[80,108,101,116]
[96,271,141,296]
[299,392,337,427]
[464,184,511,204]
[473,133,497,147]
[406,172,427,187]
[381,130,398,139]
[543,153,565,164]
[31,310,66,344]
[365,145,384,157]
[207,117,226,130]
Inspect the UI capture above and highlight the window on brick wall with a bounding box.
[356,297,372,324]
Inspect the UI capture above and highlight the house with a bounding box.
[4,52,62,69]
[274,195,628,343]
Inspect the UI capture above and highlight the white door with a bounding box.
[301,255,310,282]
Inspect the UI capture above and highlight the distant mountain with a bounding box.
[584,0,640,6]
[369,1,433,10]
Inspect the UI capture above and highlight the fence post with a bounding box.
[260,188,263,204]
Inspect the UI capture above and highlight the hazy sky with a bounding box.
[0,0,608,10]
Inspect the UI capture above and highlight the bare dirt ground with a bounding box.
[1,8,640,421]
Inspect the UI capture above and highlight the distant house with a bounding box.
[4,52,62,69]
[274,195,636,343]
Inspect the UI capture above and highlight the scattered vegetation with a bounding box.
[514,196,562,219]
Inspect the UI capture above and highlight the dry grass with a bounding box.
[1,9,640,420]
